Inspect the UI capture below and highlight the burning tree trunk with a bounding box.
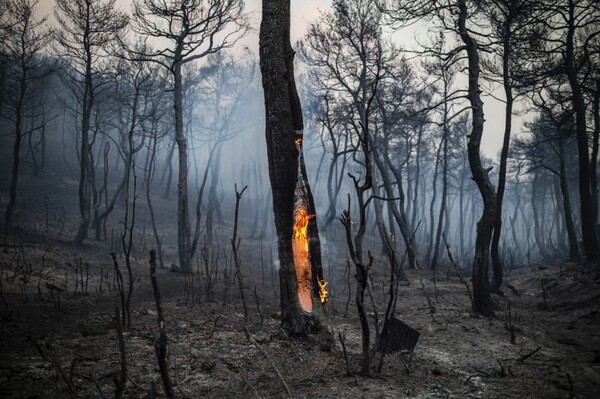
[260,0,331,341]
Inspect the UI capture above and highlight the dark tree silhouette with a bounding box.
[131,0,247,271]
[3,0,50,230]
[260,0,331,339]
[54,0,128,245]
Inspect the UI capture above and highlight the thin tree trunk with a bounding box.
[161,137,176,198]
[73,32,94,245]
[410,125,423,230]
[458,0,495,315]
[430,95,449,271]
[174,59,191,272]
[427,142,442,265]
[531,173,544,256]
[4,53,27,229]
[591,80,600,233]
[565,0,598,259]
[558,137,580,261]
[491,15,514,291]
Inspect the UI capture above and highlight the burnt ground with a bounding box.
[0,151,599,398]
[0,221,599,399]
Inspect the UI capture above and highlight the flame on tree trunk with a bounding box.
[260,0,332,343]
[293,136,328,313]
[292,204,314,312]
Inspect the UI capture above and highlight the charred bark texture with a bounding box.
[565,0,599,260]
[173,59,192,272]
[260,0,331,341]
[458,0,495,316]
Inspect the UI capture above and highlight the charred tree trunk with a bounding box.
[161,137,176,198]
[260,0,331,339]
[458,0,495,316]
[206,143,224,245]
[147,123,165,269]
[73,37,94,246]
[591,80,600,235]
[410,125,424,231]
[427,142,442,266]
[4,51,27,230]
[174,58,192,272]
[558,137,580,261]
[93,89,140,241]
[565,0,599,260]
[431,98,450,271]
[531,172,545,257]
[491,13,514,292]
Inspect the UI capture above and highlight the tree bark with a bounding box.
[565,0,599,259]
[458,0,495,316]
[558,137,580,261]
[4,47,27,229]
[260,0,330,338]
[431,88,450,271]
[491,12,514,292]
[174,59,191,271]
[591,80,600,235]
[73,23,94,245]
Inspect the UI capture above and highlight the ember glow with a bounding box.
[292,204,314,312]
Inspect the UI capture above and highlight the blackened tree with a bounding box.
[260,0,332,341]
[3,0,50,229]
[131,0,247,271]
[54,0,128,244]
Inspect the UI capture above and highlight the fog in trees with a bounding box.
[0,0,599,397]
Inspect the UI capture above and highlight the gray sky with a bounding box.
[37,0,513,159]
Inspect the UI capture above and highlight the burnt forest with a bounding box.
[0,0,599,398]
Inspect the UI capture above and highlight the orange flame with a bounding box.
[317,277,328,304]
[293,205,314,312]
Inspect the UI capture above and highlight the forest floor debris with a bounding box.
[0,228,599,398]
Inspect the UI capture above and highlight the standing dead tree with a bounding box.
[143,82,169,269]
[385,0,496,315]
[53,0,128,245]
[340,195,375,376]
[131,0,247,272]
[231,184,249,338]
[3,0,50,230]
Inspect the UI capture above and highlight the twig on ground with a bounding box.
[518,347,541,363]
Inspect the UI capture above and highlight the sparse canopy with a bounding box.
[131,0,248,69]
[131,0,248,272]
